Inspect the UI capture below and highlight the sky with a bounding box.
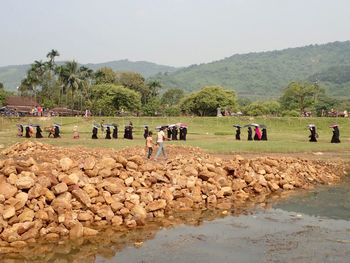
[1,0,349,67]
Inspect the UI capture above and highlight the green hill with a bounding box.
[153,41,350,99]
[0,59,177,91]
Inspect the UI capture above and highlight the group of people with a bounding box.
[143,124,187,141]
[308,124,341,143]
[17,123,60,138]
[92,124,119,139]
[234,124,268,141]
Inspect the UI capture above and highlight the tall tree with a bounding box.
[180,86,237,116]
[279,81,323,115]
[46,49,60,69]
[161,88,184,106]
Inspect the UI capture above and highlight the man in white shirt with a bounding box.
[154,127,168,160]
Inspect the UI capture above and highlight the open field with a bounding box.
[1,116,350,155]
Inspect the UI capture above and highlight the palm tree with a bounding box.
[46,49,60,69]
[57,61,94,109]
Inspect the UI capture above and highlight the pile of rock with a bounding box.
[0,141,346,249]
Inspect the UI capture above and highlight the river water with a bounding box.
[97,177,350,263]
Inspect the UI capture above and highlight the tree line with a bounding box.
[1,50,350,117]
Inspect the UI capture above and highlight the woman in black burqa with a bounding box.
[309,125,317,142]
[247,127,253,141]
[330,125,340,143]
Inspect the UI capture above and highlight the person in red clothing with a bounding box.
[254,126,262,141]
[37,105,43,116]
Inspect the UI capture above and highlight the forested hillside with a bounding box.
[153,41,350,99]
[0,60,177,91]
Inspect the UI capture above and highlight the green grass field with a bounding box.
[1,116,350,154]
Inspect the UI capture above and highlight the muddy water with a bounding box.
[2,179,350,263]
[98,178,350,263]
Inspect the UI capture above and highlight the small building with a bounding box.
[4,96,38,116]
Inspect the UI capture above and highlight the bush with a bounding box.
[164,106,181,116]
[281,110,299,117]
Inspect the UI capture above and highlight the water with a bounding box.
[98,178,350,263]
[274,176,350,220]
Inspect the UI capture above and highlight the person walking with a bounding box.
[146,131,154,159]
[154,127,168,161]
[247,127,253,141]
[254,126,262,141]
[330,124,340,143]
[308,124,318,142]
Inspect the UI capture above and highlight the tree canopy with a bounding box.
[180,86,237,116]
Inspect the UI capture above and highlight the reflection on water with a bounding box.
[0,203,257,263]
[273,175,350,220]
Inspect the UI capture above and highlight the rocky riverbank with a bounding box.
[0,141,346,252]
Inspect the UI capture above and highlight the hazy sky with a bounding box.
[1,0,349,67]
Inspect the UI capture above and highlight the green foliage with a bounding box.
[94,67,117,84]
[237,97,251,108]
[161,88,184,106]
[154,41,350,99]
[0,89,8,106]
[142,98,162,116]
[180,86,237,116]
[279,81,323,114]
[281,110,300,117]
[90,84,141,115]
[164,106,181,116]
[0,82,4,89]
[243,102,269,116]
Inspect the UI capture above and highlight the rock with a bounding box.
[114,155,128,166]
[175,197,194,209]
[125,177,134,186]
[268,181,280,191]
[207,195,217,204]
[28,184,44,199]
[283,183,294,190]
[146,199,167,212]
[83,227,98,236]
[111,216,123,226]
[35,210,49,221]
[16,176,35,190]
[51,198,72,214]
[83,157,96,170]
[52,183,68,195]
[60,157,73,171]
[221,186,233,196]
[184,166,198,176]
[126,161,138,170]
[83,184,99,198]
[62,173,80,185]
[125,219,137,228]
[96,205,114,220]
[18,210,35,222]
[45,189,56,201]
[72,189,91,207]
[78,211,93,221]
[131,205,147,220]
[9,241,27,248]
[128,155,144,165]
[3,206,16,219]
[69,222,84,239]
[231,179,247,191]
[101,157,116,168]
[111,201,124,212]
[14,192,28,210]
